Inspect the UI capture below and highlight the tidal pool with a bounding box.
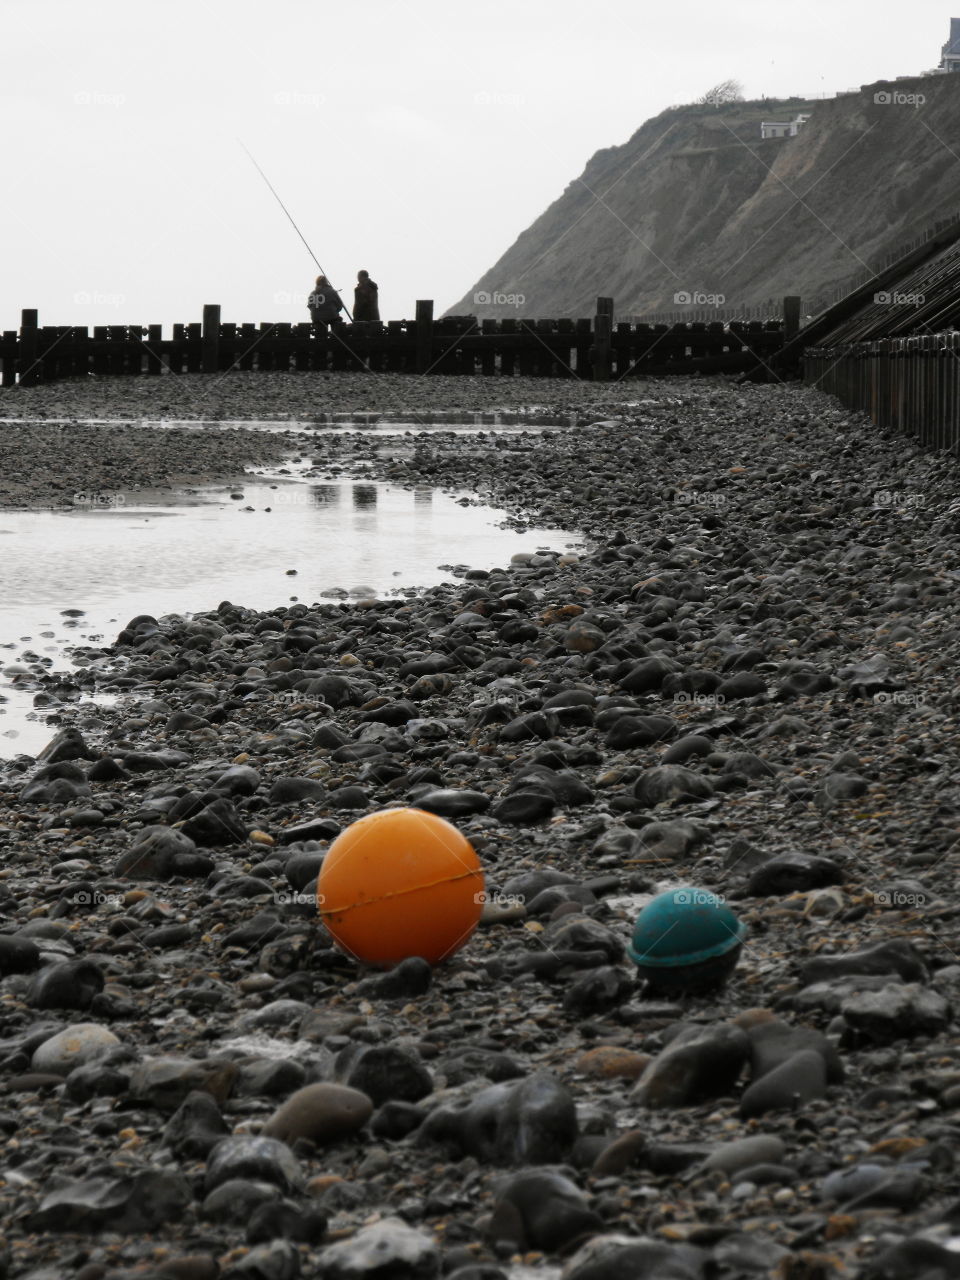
[0,471,581,758]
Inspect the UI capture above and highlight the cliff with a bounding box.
[447,73,960,319]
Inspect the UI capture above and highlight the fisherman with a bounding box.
[354,270,380,322]
[308,275,345,327]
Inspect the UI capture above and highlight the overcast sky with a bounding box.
[3,0,954,330]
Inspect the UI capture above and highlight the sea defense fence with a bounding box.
[2,297,794,388]
[804,333,960,450]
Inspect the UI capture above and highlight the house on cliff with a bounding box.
[940,18,960,72]
[760,112,811,139]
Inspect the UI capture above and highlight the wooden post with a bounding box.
[19,308,39,386]
[146,324,163,374]
[783,295,801,342]
[593,296,613,382]
[202,304,220,373]
[415,299,434,374]
[1,331,17,386]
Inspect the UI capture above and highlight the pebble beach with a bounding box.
[1,370,959,1280]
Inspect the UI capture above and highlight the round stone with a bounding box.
[262,1083,374,1146]
[32,1024,122,1076]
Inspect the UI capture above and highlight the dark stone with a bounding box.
[662,734,714,764]
[355,956,433,1000]
[716,673,766,700]
[562,966,633,1017]
[64,1061,131,1103]
[205,1135,303,1194]
[0,934,41,975]
[821,1162,926,1209]
[493,790,556,824]
[561,1236,708,1280]
[746,1018,844,1084]
[36,726,94,764]
[799,939,927,986]
[327,784,369,809]
[618,657,678,693]
[29,1169,191,1233]
[370,1100,428,1140]
[235,1058,307,1099]
[739,1049,828,1118]
[745,851,844,896]
[284,850,326,891]
[605,714,678,749]
[343,1045,433,1106]
[268,776,327,804]
[29,959,104,1011]
[181,797,249,846]
[500,1074,579,1164]
[413,788,490,818]
[163,1090,231,1160]
[633,765,713,806]
[544,916,625,963]
[842,983,950,1042]
[634,1023,749,1108]
[864,1239,960,1280]
[211,763,262,796]
[500,711,561,742]
[114,825,214,881]
[488,1168,603,1253]
[436,1048,524,1086]
[247,1200,328,1244]
[278,817,340,845]
[418,1073,577,1165]
[510,765,593,807]
[202,1178,282,1225]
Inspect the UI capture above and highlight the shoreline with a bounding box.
[1,372,959,1277]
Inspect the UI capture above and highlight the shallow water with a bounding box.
[0,411,575,436]
[0,469,581,758]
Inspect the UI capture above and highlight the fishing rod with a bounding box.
[239,139,353,321]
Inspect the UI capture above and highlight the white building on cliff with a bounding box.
[760,113,811,140]
[940,18,960,71]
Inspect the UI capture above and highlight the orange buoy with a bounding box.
[317,807,485,968]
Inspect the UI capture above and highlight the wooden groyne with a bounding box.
[805,334,960,450]
[2,299,790,388]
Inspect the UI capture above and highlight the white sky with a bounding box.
[2,0,954,330]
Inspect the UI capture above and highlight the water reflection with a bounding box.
[309,484,340,507]
[352,484,378,510]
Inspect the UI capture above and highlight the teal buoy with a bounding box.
[628,888,747,994]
